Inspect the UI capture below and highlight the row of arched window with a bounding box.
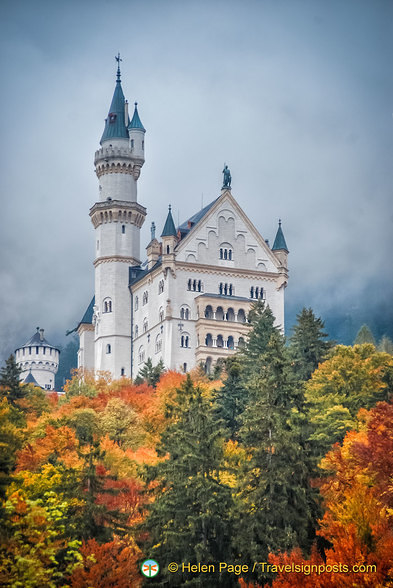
[250,286,265,299]
[204,305,247,323]
[205,334,245,349]
[219,247,233,260]
[18,347,56,357]
[187,279,203,292]
[219,283,233,296]
[21,360,56,367]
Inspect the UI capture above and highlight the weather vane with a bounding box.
[115,53,122,64]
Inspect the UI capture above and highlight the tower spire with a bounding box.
[115,53,122,82]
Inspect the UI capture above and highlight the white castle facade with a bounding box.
[77,61,289,380]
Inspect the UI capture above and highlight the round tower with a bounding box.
[90,56,146,379]
[15,327,60,390]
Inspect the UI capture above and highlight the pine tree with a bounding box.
[236,331,314,583]
[135,358,165,387]
[289,308,333,381]
[214,356,247,440]
[354,324,375,345]
[142,376,235,587]
[378,335,393,355]
[242,300,277,364]
[0,355,25,409]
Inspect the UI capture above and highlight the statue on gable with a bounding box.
[222,165,231,189]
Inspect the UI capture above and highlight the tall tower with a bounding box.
[89,56,146,378]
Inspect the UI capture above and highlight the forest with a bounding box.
[0,302,392,587]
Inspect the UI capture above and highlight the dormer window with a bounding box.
[109,113,117,123]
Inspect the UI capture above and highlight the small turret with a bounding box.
[146,222,160,270]
[161,205,177,273]
[272,219,289,269]
[128,102,146,165]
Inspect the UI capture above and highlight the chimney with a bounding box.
[124,100,129,126]
[39,328,44,341]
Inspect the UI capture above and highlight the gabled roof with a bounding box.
[100,65,129,143]
[161,206,177,237]
[79,296,95,325]
[128,102,145,131]
[272,221,288,252]
[177,197,219,241]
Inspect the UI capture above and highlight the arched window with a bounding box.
[143,291,148,305]
[121,368,125,376]
[205,305,213,319]
[166,245,170,254]
[250,286,254,298]
[134,325,139,338]
[238,337,245,348]
[205,357,212,374]
[226,307,235,321]
[205,333,213,347]
[227,335,234,349]
[255,287,259,299]
[143,318,148,333]
[106,344,111,354]
[216,334,224,348]
[197,280,202,292]
[224,249,227,260]
[180,306,190,320]
[238,309,246,323]
[224,283,228,295]
[216,306,224,320]
[181,334,190,348]
[103,298,113,313]
[159,307,164,322]
[135,296,139,310]
[138,346,145,364]
[187,279,192,291]
[158,280,164,294]
[229,284,233,296]
[193,279,197,291]
[219,283,223,295]
[155,335,162,353]
[219,248,223,259]
[228,249,232,260]
[122,225,125,234]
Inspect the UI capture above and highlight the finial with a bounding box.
[151,221,156,241]
[134,101,138,107]
[36,326,39,331]
[169,204,172,211]
[279,218,282,227]
[115,53,122,82]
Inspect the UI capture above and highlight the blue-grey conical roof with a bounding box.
[272,220,288,251]
[128,102,145,131]
[24,371,40,386]
[100,64,129,143]
[161,205,177,237]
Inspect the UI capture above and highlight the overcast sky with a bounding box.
[0,0,392,361]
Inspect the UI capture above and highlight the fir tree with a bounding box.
[214,356,246,440]
[354,324,376,345]
[236,331,314,583]
[135,357,165,387]
[242,300,277,364]
[378,335,393,355]
[0,355,25,409]
[142,376,235,587]
[289,308,333,381]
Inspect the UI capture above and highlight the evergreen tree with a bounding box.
[378,335,393,355]
[214,356,246,440]
[289,308,333,381]
[235,331,314,583]
[242,300,277,364]
[142,376,235,587]
[0,355,25,409]
[354,324,375,345]
[135,357,165,387]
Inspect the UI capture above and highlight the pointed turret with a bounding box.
[128,102,145,131]
[100,58,129,144]
[161,205,177,237]
[272,220,288,252]
[272,220,289,269]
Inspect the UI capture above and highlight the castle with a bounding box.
[77,58,289,379]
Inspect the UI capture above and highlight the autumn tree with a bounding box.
[305,344,393,458]
[142,375,235,587]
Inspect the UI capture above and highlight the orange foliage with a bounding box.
[16,425,82,471]
[69,537,142,588]
[96,477,145,526]
[264,401,393,588]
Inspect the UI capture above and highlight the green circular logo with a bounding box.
[141,559,160,578]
